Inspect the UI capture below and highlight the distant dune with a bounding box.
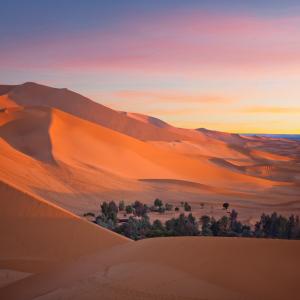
[0,82,202,142]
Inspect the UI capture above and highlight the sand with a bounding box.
[1,237,299,300]
[0,180,129,273]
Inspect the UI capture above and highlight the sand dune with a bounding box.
[0,83,299,220]
[0,105,290,218]
[0,105,278,186]
[1,237,299,300]
[0,82,202,142]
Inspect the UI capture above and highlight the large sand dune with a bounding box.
[0,82,203,142]
[0,83,299,220]
[1,104,298,220]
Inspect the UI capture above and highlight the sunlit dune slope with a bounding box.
[0,106,276,191]
[0,180,130,274]
[1,237,299,300]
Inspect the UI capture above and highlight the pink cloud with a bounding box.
[2,11,300,77]
[114,90,236,104]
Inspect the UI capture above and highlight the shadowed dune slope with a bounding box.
[0,85,15,96]
[1,237,299,300]
[0,106,55,163]
[0,180,130,273]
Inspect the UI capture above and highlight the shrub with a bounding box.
[184,202,191,212]
[165,203,173,211]
[200,215,212,236]
[165,213,199,236]
[116,216,151,240]
[100,201,118,224]
[223,202,229,210]
[154,198,163,208]
[149,220,166,237]
[125,205,133,214]
[119,200,125,211]
[133,201,148,217]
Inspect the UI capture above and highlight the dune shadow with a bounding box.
[0,85,15,96]
[0,108,56,164]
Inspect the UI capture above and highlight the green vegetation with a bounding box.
[154,198,163,208]
[91,199,300,240]
[222,202,229,210]
[118,200,125,211]
[165,213,199,236]
[184,202,191,212]
[125,205,133,214]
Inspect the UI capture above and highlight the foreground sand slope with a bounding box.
[0,179,130,274]
[1,237,299,300]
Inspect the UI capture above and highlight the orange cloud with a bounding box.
[114,90,236,104]
[146,108,216,116]
[241,106,300,114]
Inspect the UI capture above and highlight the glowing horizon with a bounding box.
[1,1,300,134]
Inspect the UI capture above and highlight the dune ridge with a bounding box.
[0,82,197,141]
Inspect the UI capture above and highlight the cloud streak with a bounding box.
[114,90,236,104]
[2,12,300,77]
[241,106,300,114]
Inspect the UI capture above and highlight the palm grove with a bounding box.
[84,199,300,240]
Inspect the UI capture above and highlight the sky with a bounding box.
[1,0,300,133]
